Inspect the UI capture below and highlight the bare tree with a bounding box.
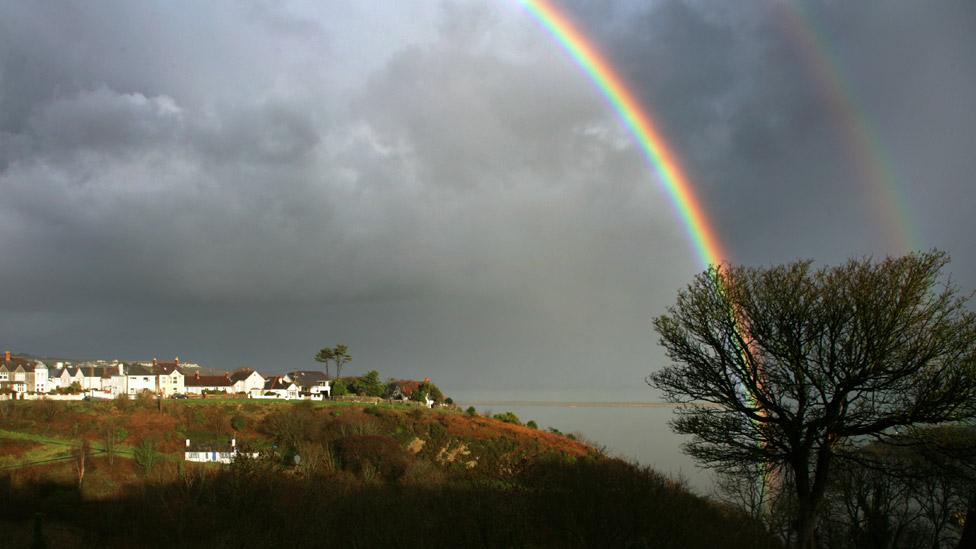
[74,439,90,489]
[648,252,976,549]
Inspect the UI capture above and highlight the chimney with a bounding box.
[4,351,9,362]
[175,356,180,365]
[118,364,124,376]
[195,372,200,380]
[231,438,236,448]
[152,357,157,366]
[185,439,190,448]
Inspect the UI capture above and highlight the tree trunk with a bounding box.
[794,496,818,549]
[958,497,976,549]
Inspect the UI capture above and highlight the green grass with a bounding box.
[0,428,138,465]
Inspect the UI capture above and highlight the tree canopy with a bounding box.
[648,251,976,548]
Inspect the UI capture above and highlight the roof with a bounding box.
[152,363,182,376]
[1,353,48,372]
[286,370,328,388]
[230,368,261,382]
[185,439,235,453]
[185,374,233,387]
[263,376,295,390]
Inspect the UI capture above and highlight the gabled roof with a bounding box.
[286,371,328,388]
[152,363,182,376]
[263,376,296,391]
[230,368,262,382]
[1,355,32,370]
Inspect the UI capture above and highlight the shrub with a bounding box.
[427,383,445,403]
[526,420,538,429]
[134,439,160,476]
[352,370,385,397]
[231,415,247,431]
[493,412,521,425]
[114,393,130,411]
[334,435,411,481]
[332,379,349,397]
[465,406,477,416]
[136,390,156,408]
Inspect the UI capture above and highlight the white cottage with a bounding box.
[125,364,158,395]
[250,376,300,400]
[152,363,185,397]
[230,369,265,394]
[184,438,258,463]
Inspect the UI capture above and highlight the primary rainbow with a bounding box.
[519,0,725,268]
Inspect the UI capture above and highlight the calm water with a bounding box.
[451,388,715,494]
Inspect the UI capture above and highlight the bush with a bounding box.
[134,439,160,476]
[231,415,247,431]
[526,420,538,429]
[334,435,411,481]
[492,412,521,425]
[352,370,385,397]
[409,382,429,403]
[114,393,130,411]
[427,383,445,403]
[332,379,349,397]
[466,406,477,416]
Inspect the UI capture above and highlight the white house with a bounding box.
[184,373,234,395]
[285,371,331,399]
[53,367,85,392]
[24,362,48,394]
[125,364,158,395]
[109,367,128,395]
[152,363,185,397]
[250,376,300,400]
[0,360,28,394]
[184,438,258,464]
[230,369,265,394]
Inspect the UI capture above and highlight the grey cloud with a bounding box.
[0,1,972,391]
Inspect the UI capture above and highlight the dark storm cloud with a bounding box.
[571,0,976,267]
[0,1,973,389]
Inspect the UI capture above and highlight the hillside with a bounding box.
[0,399,779,548]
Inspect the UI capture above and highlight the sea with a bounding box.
[451,387,715,494]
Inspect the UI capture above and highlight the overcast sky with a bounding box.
[1,1,974,392]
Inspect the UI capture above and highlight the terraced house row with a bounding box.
[0,352,331,400]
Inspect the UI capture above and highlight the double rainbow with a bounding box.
[519,0,726,268]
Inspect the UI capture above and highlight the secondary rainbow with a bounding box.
[519,0,725,268]
[776,3,916,252]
